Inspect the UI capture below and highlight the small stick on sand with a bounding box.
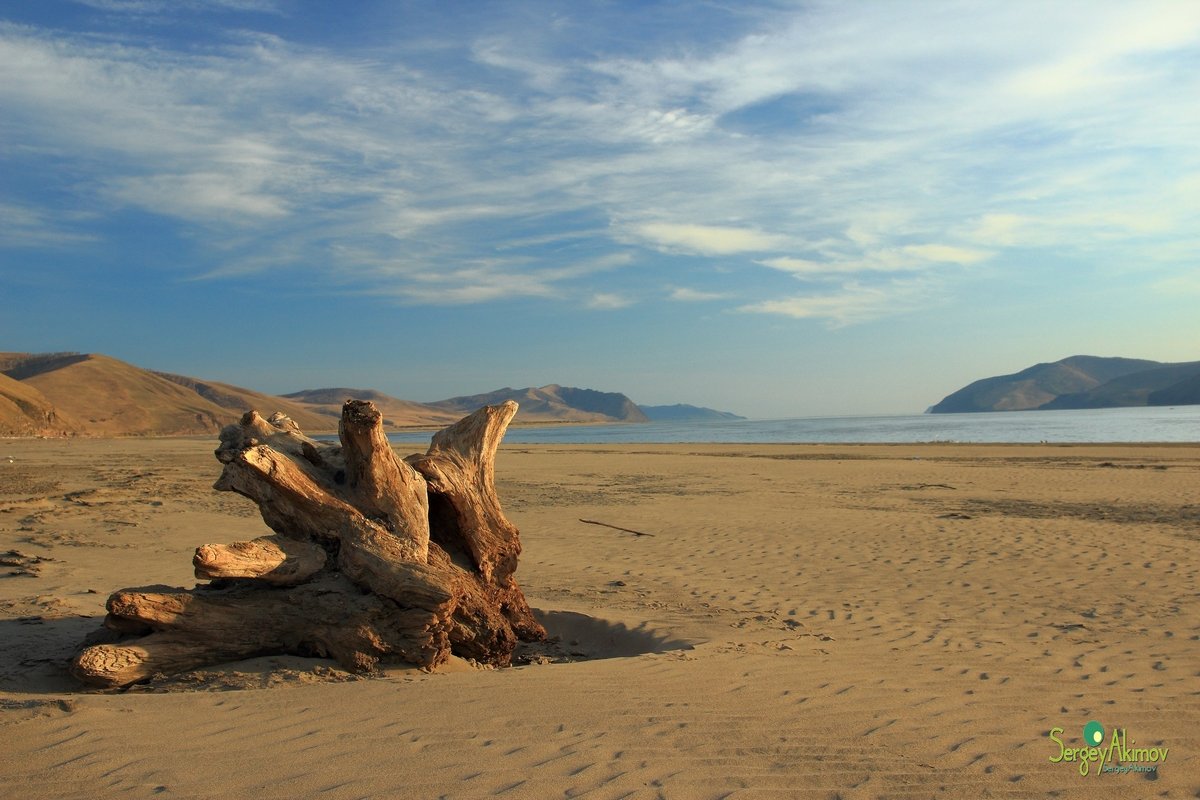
[579,519,655,537]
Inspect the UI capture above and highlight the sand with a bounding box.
[0,437,1196,799]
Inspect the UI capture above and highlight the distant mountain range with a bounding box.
[0,352,742,436]
[640,403,746,422]
[929,355,1200,413]
[425,384,650,423]
[282,388,463,428]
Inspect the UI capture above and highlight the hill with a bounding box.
[0,352,327,436]
[430,385,649,423]
[1039,361,1200,409]
[639,403,746,422]
[0,352,347,436]
[0,371,77,436]
[930,356,1200,413]
[283,388,461,428]
[1148,372,1200,406]
[150,372,340,432]
[2,351,739,435]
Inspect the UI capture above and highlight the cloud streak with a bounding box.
[1,2,1198,323]
[740,277,949,328]
[630,223,790,256]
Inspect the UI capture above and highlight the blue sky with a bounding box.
[2,1,1198,417]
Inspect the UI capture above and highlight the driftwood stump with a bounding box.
[71,400,545,688]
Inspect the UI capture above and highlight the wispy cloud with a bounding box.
[1,1,1198,319]
[71,0,282,13]
[758,242,990,277]
[629,222,790,256]
[382,263,563,305]
[0,201,97,247]
[668,287,729,302]
[585,292,633,310]
[109,172,290,221]
[740,277,946,328]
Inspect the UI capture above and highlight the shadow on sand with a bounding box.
[0,607,696,695]
[0,614,97,694]
[517,609,695,664]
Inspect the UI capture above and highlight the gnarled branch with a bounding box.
[72,399,543,688]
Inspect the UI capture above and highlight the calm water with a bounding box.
[385,405,1199,445]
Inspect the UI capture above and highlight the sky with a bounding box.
[1,0,1198,418]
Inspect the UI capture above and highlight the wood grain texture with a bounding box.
[72,399,543,688]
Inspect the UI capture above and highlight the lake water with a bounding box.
[385,405,1199,445]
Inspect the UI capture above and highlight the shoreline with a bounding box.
[6,402,1199,444]
[7,434,1197,449]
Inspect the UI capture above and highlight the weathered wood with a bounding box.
[73,577,449,685]
[212,442,365,544]
[72,398,543,688]
[214,448,434,604]
[73,633,261,687]
[193,535,327,585]
[407,401,520,584]
[340,400,430,561]
[405,400,544,647]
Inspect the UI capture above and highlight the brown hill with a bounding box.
[1039,360,1200,409]
[283,388,462,428]
[930,355,1200,413]
[7,353,246,436]
[1,351,665,436]
[430,384,649,423]
[1148,372,1200,406]
[152,372,334,432]
[930,356,1164,413]
[0,371,77,436]
[1,353,333,437]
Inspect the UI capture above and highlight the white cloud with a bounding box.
[386,204,514,237]
[668,287,728,302]
[72,0,282,13]
[630,222,789,255]
[1,1,1198,318]
[969,213,1026,247]
[967,207,1177,251]
[758,243,989,276]
[586,292,633,310]
[472,37,568,94]
[624,107,714,144]
[0,201,97,247]
[386,265,561,305]
[756,257,828,275]
[901,244,990,265]
[109,172,289,221]
[1005,8,1200,100]
[740,278,942,327]
[843,211,917,248]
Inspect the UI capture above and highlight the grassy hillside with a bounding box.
[12,353,247,436]
[154,373,335,431]
[2,353,331,436]
[0,371,76,435]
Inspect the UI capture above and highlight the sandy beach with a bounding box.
[0,437,1196,799]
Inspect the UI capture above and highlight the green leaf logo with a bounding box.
[1083,720,1105,746]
